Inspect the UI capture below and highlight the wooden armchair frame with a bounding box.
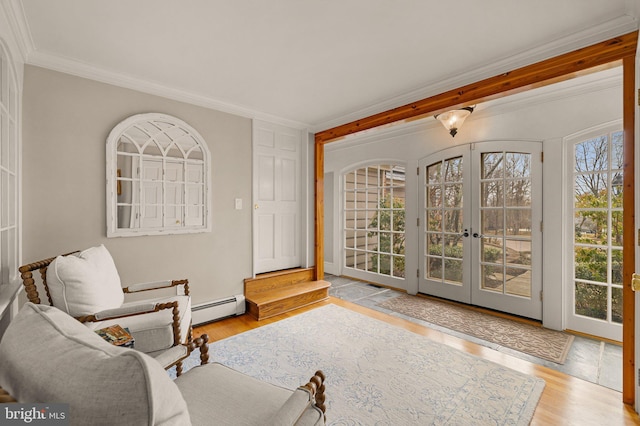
[18,252,209,375]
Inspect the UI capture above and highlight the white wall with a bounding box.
[22,65,253,306]
[325,73,622,329]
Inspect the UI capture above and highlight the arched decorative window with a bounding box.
[106,113,211,237]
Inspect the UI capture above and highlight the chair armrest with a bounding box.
[123,279,190,296]
[77,301,178,322]
[266,388,313,426]
[267,370,327,425]
[153,344,189,369]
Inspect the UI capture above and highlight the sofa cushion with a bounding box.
[0,303,191,426]
[46,244,125,317]
[84,294,192,354]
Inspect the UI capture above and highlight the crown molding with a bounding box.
[312,15,638,133]
[26,50,311,130]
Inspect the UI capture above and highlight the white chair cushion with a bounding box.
[46,244,124,317]
[0,303,191,426]
[84,294,192,353]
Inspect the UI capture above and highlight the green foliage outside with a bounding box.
[368,194,405,277]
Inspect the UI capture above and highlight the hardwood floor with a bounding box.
[194,297,640,425]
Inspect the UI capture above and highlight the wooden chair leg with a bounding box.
[195,334,209,365]
[175,361,183,377]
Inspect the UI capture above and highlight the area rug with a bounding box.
[378,294,574,364]
[176,304,545,425]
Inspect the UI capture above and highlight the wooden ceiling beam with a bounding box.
[315,31,637,144]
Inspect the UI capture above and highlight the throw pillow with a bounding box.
[46,244,124,317]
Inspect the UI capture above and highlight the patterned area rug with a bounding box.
[177,304,545,425]
[378,294,574,364]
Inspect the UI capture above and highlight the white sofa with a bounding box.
[0,303,326,425]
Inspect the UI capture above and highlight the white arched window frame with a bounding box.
[0,37,20,292]
[106,113,211,237]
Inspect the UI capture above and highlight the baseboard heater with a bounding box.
[191,295,246,326]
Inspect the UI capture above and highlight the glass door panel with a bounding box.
[419,145,471,303]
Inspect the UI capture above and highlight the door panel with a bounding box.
[419,145,471,303]
[253,121,302,274]
[419,142,542,320]
[470,142,542,320]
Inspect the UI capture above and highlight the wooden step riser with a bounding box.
[247,288,329,320]
[245,268,315,296]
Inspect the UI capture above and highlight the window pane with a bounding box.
[505,209,531,236]
[443,235,463,259]
[481,181,503,207]
[574,210,607,245]
[444,209,463,233]
[427,185,442,208]
[574,247,607,283]
[444,184,463,208]
[481,265,503,292]
[444,259,463,284]
[574,282,607,320]
[505,153,531,178]
[481,239,503,264]
[481,209,503,236]
[575,137,608,172]
[427,163,441,184]
[505,179,531,206]
[482,153,503,179]
[505,239,531,266]
[505,267,531,297]
[427,257,442,280]
[427,210,442,232]
[444,157,463,182]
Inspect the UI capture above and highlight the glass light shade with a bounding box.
[434,106,474,137]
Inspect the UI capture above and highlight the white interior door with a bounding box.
[419,141,543,320]
[253,120,302,274]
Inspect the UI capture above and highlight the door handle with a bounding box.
[473,232,484,238]
[460,229,469,238]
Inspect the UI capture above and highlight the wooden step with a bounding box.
[246,280,330,320]
[244,269,330,320]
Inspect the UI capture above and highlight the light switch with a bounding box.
[235,198,243,210]
[633,273,640,292]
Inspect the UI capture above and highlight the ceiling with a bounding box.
[10,0,640,130]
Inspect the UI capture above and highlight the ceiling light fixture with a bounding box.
[434,106,475,137]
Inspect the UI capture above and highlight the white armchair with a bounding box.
[0,303,326,425]
[18,244,208,375]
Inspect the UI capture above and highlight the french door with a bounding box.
[418,141,543,320]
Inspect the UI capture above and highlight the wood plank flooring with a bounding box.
[194,297,640,425]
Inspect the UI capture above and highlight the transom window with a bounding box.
[343,164,405,278]
[106,113,211,237]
